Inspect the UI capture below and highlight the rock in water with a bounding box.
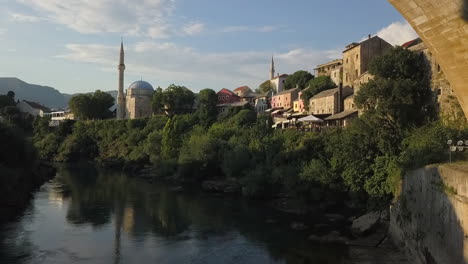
[351,211,381,236]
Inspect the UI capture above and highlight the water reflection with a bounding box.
[1,164,349,264]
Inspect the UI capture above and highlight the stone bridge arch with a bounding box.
[389,0,468,118]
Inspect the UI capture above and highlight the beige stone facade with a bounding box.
[309,87,353,115]
[344,95,357,111]
[389,0,468,119]
[314,59,343,77]
[125,87,153,119]
[342,36,393,88]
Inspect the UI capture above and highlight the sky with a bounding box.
[0,0,419,94]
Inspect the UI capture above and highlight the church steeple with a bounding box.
[270,56,275,80]
[117,39,126,120]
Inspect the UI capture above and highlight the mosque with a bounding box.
[116,41,154,120]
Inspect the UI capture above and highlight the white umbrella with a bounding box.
[298,115,323,123]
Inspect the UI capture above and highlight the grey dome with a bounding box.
[128,80,154,91]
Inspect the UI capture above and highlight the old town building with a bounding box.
[217,88,240,105]
[342,35,392,90]
[309,86,353,116]
[314,59,343,77]
[271,88,299,109]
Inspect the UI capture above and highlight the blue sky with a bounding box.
[0,0,418,94]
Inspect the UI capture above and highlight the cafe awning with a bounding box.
[298,115,324,123]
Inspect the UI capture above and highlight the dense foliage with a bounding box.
[257,80,275,94]
[69,90,115,120]
[152,84,195,116]
[284,71,314,91]
[32,47,468,210]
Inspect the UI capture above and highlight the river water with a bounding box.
[0,164,350,264]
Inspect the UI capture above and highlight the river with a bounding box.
[0,164,351,264]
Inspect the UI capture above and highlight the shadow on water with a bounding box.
[0,163,349,264]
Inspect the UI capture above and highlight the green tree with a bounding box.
[302,76,337,111]
[355,47,436,131]
[152,85,195,116]
[197,89,218,127]
[69,90,114,120]
[284,70,314,91]
[256,80,275,94]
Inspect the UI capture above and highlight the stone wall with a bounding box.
[389,0,468,119]
[390,163,468,264]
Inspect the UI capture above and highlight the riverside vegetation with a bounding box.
[32,47,468,211]
[0,92,55,221]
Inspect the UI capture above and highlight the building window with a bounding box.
[437,64,441,72]
[356,54,359,60]
[355,69,359,76]
[346,58,349,63]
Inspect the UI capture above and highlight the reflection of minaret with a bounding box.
[116,40,126,120]
[269,56,275,80]
[113,201,124,264]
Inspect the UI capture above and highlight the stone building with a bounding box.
[271,88,299,109]
[342,36,393,90]
[314,59,343,77]
[309,87,353,116]
[403,38,463,123]
[217,88,240,105]
[116,41,154,120]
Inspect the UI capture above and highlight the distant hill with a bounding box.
[0,78,117,109]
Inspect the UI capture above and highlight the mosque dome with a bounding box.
[128,80,154,91]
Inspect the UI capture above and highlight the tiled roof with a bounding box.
[315,59,343,69]
[217,88,236,96]
[234,86,251,92]
[23,100,51,112]
[311,88,339,99]
[325,110,358,120]
[276,88,299,96]
[401,38,422,48]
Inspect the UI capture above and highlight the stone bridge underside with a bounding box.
[389,0,468,118]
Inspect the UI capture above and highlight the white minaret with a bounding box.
[117,40,126,119]
[270,56,275,80]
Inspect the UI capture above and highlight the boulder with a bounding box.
[325,213,346,224]
[351,211,381,236]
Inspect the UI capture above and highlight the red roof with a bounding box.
[401,38,422,48]
[233,86,251,92]
[217,88,236,96]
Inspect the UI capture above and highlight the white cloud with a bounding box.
[56,42,340,91]
[374,21,419,46]
[0,28,6,35]
[220,25,283,33]
[15,0,175,37]
[9,13,43,22]
[182,22,205,36]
